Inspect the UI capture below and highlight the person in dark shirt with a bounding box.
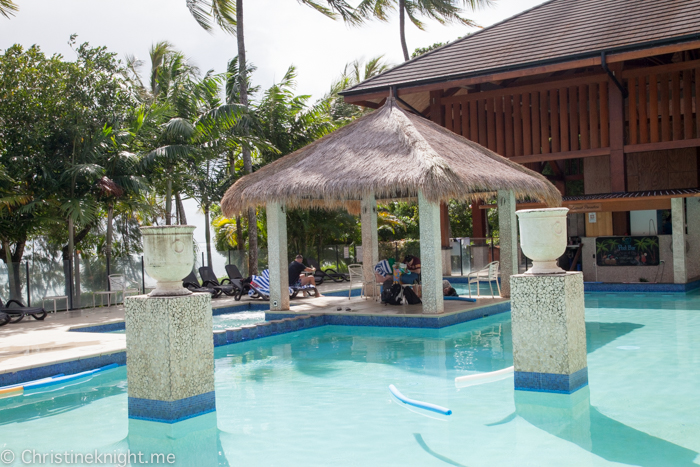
[400,255,421,284]
[288,255,321,295]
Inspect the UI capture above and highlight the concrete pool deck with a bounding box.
[0,282,506,385]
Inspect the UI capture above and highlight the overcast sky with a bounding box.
[2,0,546,256]
[1,0,546,102]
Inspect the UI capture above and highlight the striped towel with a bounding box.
[249,269,315,298]
[374,260,392,277]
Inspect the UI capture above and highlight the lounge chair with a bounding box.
[306,258,347,284]
[248,269,318,300]
[183,272,221,298]
[225,264,243,280]
[199,266,238,297]
[467,261,501,298]
[0,312,9,326]
[0,297,47,323]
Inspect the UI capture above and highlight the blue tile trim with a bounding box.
[128,391,216,423]
[214,314,326,347]
[584,279,700,293]
[0,352,126,387]
[514,367,588,394]
[70,322,125,333]
[265,301,510,329]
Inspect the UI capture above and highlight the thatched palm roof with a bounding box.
[221,98,561,216]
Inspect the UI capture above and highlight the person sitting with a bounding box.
[289,255,322,297]
[400,255,421,284]
[374,259,394,283]
[443,279,458,297]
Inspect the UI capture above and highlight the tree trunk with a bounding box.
[106,203,114,278]
[74,249,81,305]
[176,193,187,225]
[68,218,75,307]
[236,215,244,251]
[399,0,409,61]
[1,239,23,301]
[237,0,258,275]
[204,204,213,269]
[165,179,172,225]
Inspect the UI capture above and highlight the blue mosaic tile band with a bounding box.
[514,367,588,394]
[266,301,510,329]
[0,352,126,387]
[70,322,125,333]
[584,279,700,293]
[128,391,216,423]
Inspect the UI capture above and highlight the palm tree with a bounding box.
[358,0,492,61]
[0,0,18,18]
[326,56,392,124]
[186,0,360,275]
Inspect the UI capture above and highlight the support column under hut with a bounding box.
[498,190,518,298]
[267,201,290,310]
[418,192,444,314]
[361,194,379,296]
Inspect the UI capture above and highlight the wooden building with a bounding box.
[342,0,700,285]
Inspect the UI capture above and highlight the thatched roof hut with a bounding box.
[221,98,561,217]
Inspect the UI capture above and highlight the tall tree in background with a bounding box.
[358,0,491,61]
[187,0,360,275]
[327,55,391,124]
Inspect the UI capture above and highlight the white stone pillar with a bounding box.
[267,201,290,310]
[686,198,700,280]
[361,194,379,295]
[498,190,518,298]
[511,272,587,393]
[671,197,687,284]
[418,192,444,313]
[125,293,215,422]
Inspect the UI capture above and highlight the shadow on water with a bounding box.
[488,388,698,467]
[413,434,469,467]
[586,322,644,353]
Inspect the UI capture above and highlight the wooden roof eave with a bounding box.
[480,190,700,213]
[343,38,700,105]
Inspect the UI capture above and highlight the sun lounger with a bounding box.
[225,264,244,280]
[306,258,348,283]
[199,266,238,297]
[248,269,318,300]
[182,272,220,298]
[0,312,9,327]
[0,298,47,323]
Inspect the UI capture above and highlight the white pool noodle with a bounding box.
[454,366,514,389]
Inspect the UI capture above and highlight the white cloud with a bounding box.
[1,0,546,101]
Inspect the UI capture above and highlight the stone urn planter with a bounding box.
[141,225,196,296]
[516,208,569,275]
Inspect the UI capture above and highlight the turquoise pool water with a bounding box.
[1,292,699,466]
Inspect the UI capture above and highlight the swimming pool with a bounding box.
[1,292,699,466]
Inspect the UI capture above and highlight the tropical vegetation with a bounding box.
[0,0,499,304]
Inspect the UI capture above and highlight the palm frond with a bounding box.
[0,0,18,19]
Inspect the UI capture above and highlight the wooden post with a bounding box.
[430,90,452,266]
[472,200,487,238]
[608,65,626,193]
